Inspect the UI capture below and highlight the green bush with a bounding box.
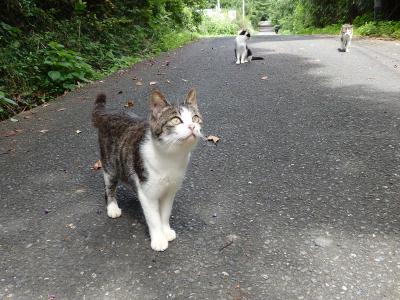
[42,42,95,93]
[198,17,240,35]
[357,21,400,38]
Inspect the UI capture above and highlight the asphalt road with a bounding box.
[1,33,400,300]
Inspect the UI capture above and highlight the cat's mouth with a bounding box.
[181,133,197,142]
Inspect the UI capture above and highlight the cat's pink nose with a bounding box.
[188,124,195,131]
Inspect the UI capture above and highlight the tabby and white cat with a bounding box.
[92,89,203,251]
[340,24,353,52]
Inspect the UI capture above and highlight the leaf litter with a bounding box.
[207,135,220,144]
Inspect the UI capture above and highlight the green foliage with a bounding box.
[0,0,208,119]
[199,16,240,35]
[0,91,17,114]
[42,42,95,93]
[357,21,400,38]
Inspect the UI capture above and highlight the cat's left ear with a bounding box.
[184,88,197,108]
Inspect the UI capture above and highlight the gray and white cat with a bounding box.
[340,24,353,52]
[234,29,263,64]
[92,89,203,251]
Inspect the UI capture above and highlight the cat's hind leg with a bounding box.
[103,171,121,218]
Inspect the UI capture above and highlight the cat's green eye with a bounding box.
[168,117,182,126]
[192,115,201,123]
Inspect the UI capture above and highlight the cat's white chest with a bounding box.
[139,138,190,191]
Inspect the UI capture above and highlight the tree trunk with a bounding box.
[374,0,383,20]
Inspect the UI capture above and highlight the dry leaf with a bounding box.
[66,223,76,229]
[39,129,49,134]
[43,103,50,107]
[124,100,135,108]
[15,129,24,133]
[182,79,188,82]
[207,135,220,144]
[57,108,66,112]
[166,79,171,84]
[149,81,157,85]
[261,76,268,80]
[132,76,139,80]
[135,81,143,86]
[75,188,86,194]
[91,160,102,170]
[1,130,17,137]
[10,118,19,122]
[76,130,82,134]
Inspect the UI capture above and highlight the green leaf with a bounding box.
[48,71,62,81]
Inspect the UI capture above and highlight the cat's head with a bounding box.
[341,24,353,35]
[239,29,251,39]
[149,89,203,150]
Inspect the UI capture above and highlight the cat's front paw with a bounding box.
[164,228,176,242]
[236,61,240,65]
[107,202,122,218]
[151,235,168,251]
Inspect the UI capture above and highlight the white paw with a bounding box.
[164,228,176,242]
[236,61,240,64]
[107,202,122,218]
[244,59,248,63]
[150,235,168,251]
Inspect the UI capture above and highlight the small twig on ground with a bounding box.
[219,240,233,252]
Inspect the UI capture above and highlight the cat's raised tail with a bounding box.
[92,93,107,128]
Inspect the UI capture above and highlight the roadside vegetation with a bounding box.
[258,0,400,38]
[0,0,207,120]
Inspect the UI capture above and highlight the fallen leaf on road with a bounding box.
[76,130,82,134]
[57,108,66,112]
[149,81,157,85]
[75,188,86,193]
[157,72,166,75]
[39,129,49,134]
[1,130,17,137]
[66,223,76,229]
[15,129,24,133]
[135,81,143,86]
[124,100,135,108]
[10,118,19,122]
[132,76,139,80]
[207,135,220,144]
[43,103,50,107]
[261,76,268,80]
[182,79,188,82]
[91,160,102,170]
[166,79,171,84]
[165,61,170,66]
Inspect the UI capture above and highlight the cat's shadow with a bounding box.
[116,186,146,224]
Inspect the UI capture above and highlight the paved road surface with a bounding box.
[1,34,400,299]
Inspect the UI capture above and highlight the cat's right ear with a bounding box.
[150,90,169,118]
